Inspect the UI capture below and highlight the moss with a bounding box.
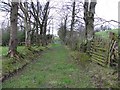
[2,45,48,78]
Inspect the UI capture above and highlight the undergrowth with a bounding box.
[2,45,51,78]
[70,50,90,68]
[69,49,118,88]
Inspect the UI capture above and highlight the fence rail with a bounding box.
[89,32,118,67]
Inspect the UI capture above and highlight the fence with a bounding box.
[89,32,118,67]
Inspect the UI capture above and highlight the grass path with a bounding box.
[2,43,94,88]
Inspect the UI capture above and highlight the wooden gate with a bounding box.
[89,32,118,67]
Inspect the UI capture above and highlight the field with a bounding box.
[95,29,118,39]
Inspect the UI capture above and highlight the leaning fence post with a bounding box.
[107,32,113,67]
[107,32,116,67]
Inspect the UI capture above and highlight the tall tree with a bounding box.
[69,1,76,47]
[63,15,68,44]
[70,1,75,41]
[30,1,39,45]
[20,2,31,46]
[30,1,50,45]
[42,1,50,46]
[8,1,19,57]
[83,0,97,52]
[36,1,39,45]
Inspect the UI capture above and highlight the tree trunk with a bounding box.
[25,16,31,47]
[31,23,35,44]
[31,1,40,45]
[24,3,31,47]
[8,1,18,57]
[70,1,75,46]
[43,15,48,46]
[63,15,67,44]
[83,0,96,52]
[20,2,31,47]
[41,1,49,46]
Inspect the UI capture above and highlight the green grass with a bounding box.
[0,46,8,56]
[2,43,118,88]
[0,46,26,56]
[1,45,48,78]
[95,29,118,39]
[0,45,48,56]
[0,46,28,78]
[70,50,90,67]
[2,43,94,88]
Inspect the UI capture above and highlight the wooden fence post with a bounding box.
[107,32,117,67]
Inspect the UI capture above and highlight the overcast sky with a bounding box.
[52,0,120,35]
[96,0,119,21]
[53,0,119,20]
[0,0,119,35]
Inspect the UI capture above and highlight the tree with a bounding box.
[8,1,19,57]
[42,1,50,46]
[58,22,64,41]
[83,0,97,52]
[30,1,50,46]
[70,1,75,45]
[20,2,31,46]
[63,15,68,44]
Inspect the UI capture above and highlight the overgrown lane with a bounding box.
[2,43,94,88]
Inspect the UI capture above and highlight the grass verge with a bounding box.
[69,49,118,88]
[1,45,51,82]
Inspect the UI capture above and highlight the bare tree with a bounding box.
[83,0,97,52]
[30,1,50,46]
[70,1,75,37]
[8,1,19,57]
[42,1,50,46]
[20,2,31,46]
[30,1,39,45]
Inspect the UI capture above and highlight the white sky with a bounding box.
[0,0,120,35]
[52,0,120,35]
[40,0,120,21]
[96,0,119,21]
